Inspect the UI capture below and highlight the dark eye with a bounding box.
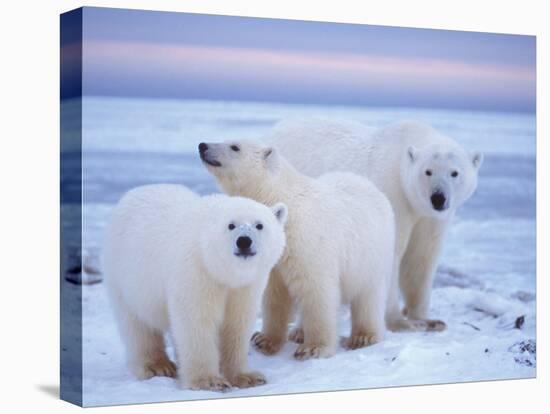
[228,223,235,230]
[230,145,240,152]
[451,171,459,178]
[256,223,263,230]
[425,170,432,176]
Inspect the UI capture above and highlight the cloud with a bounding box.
[80,40,535,111]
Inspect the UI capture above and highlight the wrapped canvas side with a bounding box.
[60,7,83,407]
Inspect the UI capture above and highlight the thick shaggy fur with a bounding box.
[103,184,287,391]
[200,141,395,360]
[268,118,483,330]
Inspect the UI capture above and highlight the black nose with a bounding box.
[198,143,208,154]
[236,236,252,250]
[431,192,447,211]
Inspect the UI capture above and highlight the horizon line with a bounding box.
[61,94,536,116]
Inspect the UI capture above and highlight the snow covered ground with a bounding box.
[65,96,535,406]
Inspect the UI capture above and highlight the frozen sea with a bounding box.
[61,96,536,406]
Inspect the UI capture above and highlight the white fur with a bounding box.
[200,140,395,360]
[268,118,483,330]
[103,184,287,391]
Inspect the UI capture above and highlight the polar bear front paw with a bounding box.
[288,327,304,344]
[387,317,447,332]
[425,319,446,331]
[228,371,267,388]
[341,332,381,350]
[251,331,283,355]
[293,344,334,360]
[189,376,232,392]
[131,358,177,380]
[405,318,447,332]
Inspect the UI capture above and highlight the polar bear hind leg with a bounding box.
[400,217,447,330]
[292,301,386,349]
[111,295,176,379]
[342,280,387,350]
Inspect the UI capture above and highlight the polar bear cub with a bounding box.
[199,141,395,360]
[103,184,287,391]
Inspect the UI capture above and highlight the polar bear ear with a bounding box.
[263,147,279,170]
[471,152,483,170]
[263,147,274,160]
[271,202,288,226]
[407,146,419,163]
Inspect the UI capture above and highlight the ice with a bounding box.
[63,96,535,406]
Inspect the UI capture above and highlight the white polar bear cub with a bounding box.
[268,118,483,331]
[199,140,395,360]
[103,184,287,391]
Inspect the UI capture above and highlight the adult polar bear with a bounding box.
[268,119,483,330]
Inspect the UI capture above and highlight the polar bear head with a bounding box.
[402,143,483,219]
[198,140,283,198]
[200,195,287,288]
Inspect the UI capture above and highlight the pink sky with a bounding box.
[82,39,535,111]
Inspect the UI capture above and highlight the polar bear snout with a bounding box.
[233,230,257,258]
[430,190,448,211]
[198,142,208,153]
[235,236,256,258]
[198,142,222,167]
[236,235,253,250]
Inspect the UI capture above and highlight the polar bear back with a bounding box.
[277,170,394,303]
[268,118,466,216]
[269,118,459,177]
[267,117,375,178]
